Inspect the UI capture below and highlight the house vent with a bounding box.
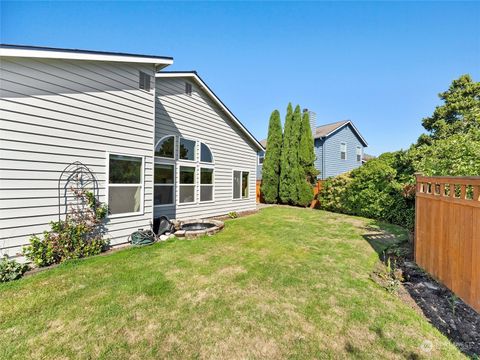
[185,82,192,96]
[139,71,151,91]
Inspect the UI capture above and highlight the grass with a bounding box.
[0,207,465,359]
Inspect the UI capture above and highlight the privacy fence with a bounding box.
[256,180,324,208]
[415,175,480,313]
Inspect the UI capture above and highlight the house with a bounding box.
[0,44,263,259]
[258,116,368,180]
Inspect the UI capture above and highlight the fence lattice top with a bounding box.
[416,175,480,208]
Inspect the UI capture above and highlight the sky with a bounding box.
[1,1,479,155]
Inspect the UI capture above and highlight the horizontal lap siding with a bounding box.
[0,57,155,258]
[154,77,257,220]
[314,138,324,179]
[323,124,364,179]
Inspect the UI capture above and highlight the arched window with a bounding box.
[155,136,175,159]
[200,142,213,163]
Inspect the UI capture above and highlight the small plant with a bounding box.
[23,188,109,267]
[448,294,459,316]
[376,256,403,293]
[228,211,238,219]
[0,256,29,283]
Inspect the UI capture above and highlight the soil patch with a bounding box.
[371,240,480,358]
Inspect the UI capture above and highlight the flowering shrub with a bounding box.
[23,188,109,267]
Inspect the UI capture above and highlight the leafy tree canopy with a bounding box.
[420,74,480,142]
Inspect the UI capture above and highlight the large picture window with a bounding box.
[108,154,143,215]
[154,163,174,206]
[179,166,196,203]
[200,168,214,202]
[179,138,196,161]
[155,136,175,159]
[233,170,249,200]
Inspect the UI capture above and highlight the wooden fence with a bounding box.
[415,175,480,313]
[255,180,324,207]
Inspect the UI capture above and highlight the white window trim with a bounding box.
[340,142,347,160]
[154,135,176,160]
[258,154,265,165]
[232,169,250,200]
[199,142,215,165]
[178,164,197,205]
[178,137,197,163]
[199,166,215,203]
[106,152,145,219]
[356,146,362,162]
[153,161,176,208]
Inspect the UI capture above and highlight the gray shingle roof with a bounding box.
[314,120,349,138]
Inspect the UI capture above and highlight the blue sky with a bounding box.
[2,1,479,155]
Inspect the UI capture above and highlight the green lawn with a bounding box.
[0,207,464,359]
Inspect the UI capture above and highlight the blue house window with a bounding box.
[356,147,362,162]
[340,143,347,160]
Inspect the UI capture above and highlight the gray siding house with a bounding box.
[258,119,368,180]
[0,45,262,259]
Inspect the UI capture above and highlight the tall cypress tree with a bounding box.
[289,105,303,205]
[296,109,315,206]
[279,103,294,204]
[261,110,282,203]
[299,111,318,183]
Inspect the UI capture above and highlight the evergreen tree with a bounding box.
[279,103,294,204]
[261,110,283,203]
[296,110,315,206]
[299,110,318,183]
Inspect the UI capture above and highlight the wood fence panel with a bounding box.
[415,175,480,313]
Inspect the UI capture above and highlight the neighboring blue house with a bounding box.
[258,117,368,180]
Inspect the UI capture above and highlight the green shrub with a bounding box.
[318,158,415,230]
[228,211,238,219]
[23,188,109,267]
[318,174,353,214]
[0,256,29,283]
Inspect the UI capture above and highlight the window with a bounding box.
[200,143,213,163]
[356,146,362,162]
[340,143,347,160]
[258,154,264,165]
[139,71,151,91]
[200,168,214,202]
[108,154,143,215]
[179,166,196,203]
[233,170,249,199]
[154,163,174,206]
[242,172,249,198]
[185,82,192,96]
[155,136,175,159]
[179,138,196,161]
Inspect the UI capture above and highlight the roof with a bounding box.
[260,119,368,148]
[156,71,264,151]
[0,44,174,68]
[315,120,368,146]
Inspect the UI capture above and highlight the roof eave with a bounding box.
[0,46,174,66]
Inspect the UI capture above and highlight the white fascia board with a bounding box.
[0,48,174,67]
[156,72,263,151]
[324,121,369,147]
